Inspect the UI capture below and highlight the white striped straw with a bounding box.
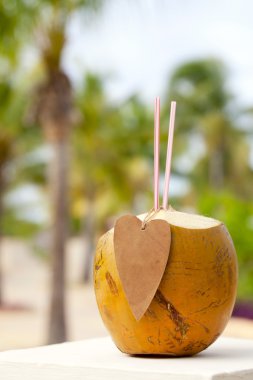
[162,101,177,210]
[154,97,160,210]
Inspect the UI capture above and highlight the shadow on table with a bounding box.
[131,344,252,360]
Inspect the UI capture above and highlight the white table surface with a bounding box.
[0,336,253,380]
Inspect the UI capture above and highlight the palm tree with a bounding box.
[1,1,104,339]
[30,1,103,343]
[33,67,72,344]
[166,59,252,198]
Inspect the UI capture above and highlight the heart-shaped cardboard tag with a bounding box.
[114,215,171,320]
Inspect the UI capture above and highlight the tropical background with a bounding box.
[0,0,253,349]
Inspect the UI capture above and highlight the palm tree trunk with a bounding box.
[83,198,95,283]
[48,138,69,344]
[209,148,224,189]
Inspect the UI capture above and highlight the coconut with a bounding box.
[94,208,237,356]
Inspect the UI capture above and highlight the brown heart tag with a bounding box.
[114,215,171,320]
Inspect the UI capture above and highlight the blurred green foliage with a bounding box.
[197,190,253,299]
[0,1,252,300]
[71,74,153,232]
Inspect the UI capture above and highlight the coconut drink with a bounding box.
[94,99,238,356]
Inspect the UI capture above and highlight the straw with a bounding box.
[154,97,160,210]
[162,101,177,210]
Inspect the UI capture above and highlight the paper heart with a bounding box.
[114,215,171,320]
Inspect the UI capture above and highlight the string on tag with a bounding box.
[141,207,161,230]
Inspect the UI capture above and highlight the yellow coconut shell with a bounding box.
[94,209,238,356]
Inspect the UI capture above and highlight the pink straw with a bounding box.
[162,101,177,210]
[154,97,160,210]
